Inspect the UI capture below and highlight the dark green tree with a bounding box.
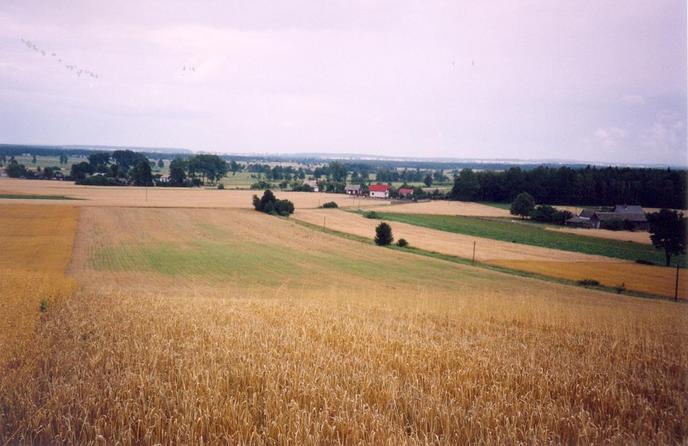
[131,160,153,186]
[31,154,37,164]
[87,152,110,168]
[169,158,187,186]
[6,161,28,178]
[423,174,433,187]
[647,209,687,266]
[450,169,481,201]
[510,192,535,218]
[157,159,164,168]
[70,161,94,180]
[374,222,394,246]
[112,150,146,171]
[328,162,347,182]
[188,154,228,184]
[229,160,240,176]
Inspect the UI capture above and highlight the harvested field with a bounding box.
[366,200,511,217]
[0,178,385,209]
[2,205,688,444]
[489,260,688,300]
[294,208,616,263]
[546,226,652,244]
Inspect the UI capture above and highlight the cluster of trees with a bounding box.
[68,151,229,187]
[376,168,449,185]
[450,166,686,209]
[247,164,306,181]
[509,192,572,224]
[252,190,295,216]
[4,157,64,180]
[70,150,153,185]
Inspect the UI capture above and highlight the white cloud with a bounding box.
[594,127,627,148]
[640,111,686,152]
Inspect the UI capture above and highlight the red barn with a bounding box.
[369,184,390,199]
[398,187,414,198]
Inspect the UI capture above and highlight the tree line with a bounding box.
[449,166,686,209]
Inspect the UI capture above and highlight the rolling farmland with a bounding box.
[1,190,687,444]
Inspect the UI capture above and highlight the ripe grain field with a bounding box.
[0,204,77,369]
[1,205,687,444]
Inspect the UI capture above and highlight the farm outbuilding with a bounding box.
[566,205,648,230]
[369,184,390,199]
[345,184,362,196]
[398,187,414,198]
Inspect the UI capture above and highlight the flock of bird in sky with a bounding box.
[21,38,100,80]
[21,37,200,81]
[21,36,474,84]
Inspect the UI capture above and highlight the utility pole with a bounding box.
[472,241,476,265]
[675,263,681,302]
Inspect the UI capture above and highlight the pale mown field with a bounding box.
[0,178,384,209]
[1,203,687,444]
[366,200,511,217]
[545,226,652,244]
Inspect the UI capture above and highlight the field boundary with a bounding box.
[291,217,684,303]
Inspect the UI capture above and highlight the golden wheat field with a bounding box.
[1,202,687,444]
[0,204,77,368]
[489,260,688,300]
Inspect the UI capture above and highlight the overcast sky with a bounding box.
[0,1,685,164]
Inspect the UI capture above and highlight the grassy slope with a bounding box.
[87,211,483,290]
[368,212,685,266]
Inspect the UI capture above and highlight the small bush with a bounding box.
[374,222,394,246]
[217,183,225,190]
[252,190,294,216]
[577,279,600,287]
[396,238,409,247]
[39,299,48,313]
[322,201,338,208]
[364,211,380,219]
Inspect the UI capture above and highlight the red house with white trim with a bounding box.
[369,184,390,199]
[398,187,414,198]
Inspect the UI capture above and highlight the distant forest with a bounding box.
[1,144,685,209]
[449,166,686,209]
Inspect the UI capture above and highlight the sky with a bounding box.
[0,1,686,165]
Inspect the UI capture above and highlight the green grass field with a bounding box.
[479,201,512,210]
[365,212,685,266]
[88,216,482,289]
